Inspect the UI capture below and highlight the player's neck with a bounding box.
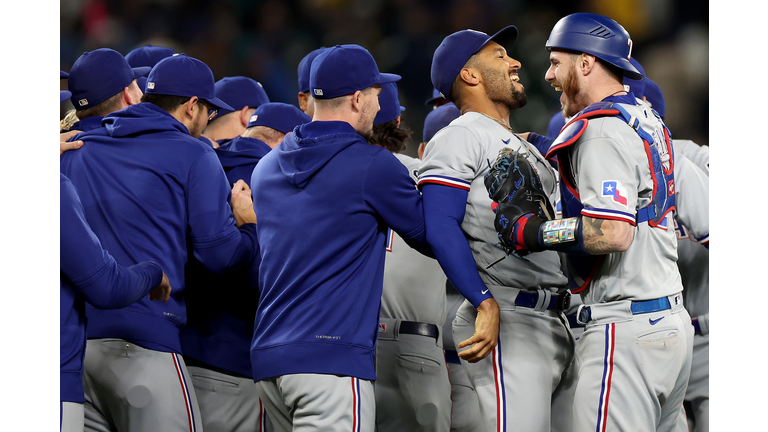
[459,99,512,130]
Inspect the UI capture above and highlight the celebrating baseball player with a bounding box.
[61,54,259,432]
[487,12,694,431]
[419,26,573,432]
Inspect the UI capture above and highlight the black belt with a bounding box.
[399,321,439,340]
[515,291,571,311]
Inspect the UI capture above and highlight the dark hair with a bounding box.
[140,94,194,112]
[367,118,412,153]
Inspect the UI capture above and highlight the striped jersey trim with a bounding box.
[581,208,637,226]
[417,175,471,191]
[492,337,507,431]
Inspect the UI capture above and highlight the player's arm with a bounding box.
[422,184,498,362]
[672,149,709,248]
[186,151,260,273]
[60,174,171,307]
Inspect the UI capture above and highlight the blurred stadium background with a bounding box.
[60,0,708,157]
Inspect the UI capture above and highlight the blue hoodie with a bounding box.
[60,173,163,403]
[69,116,104,133]
[249,120,432,381]
[180,135,270,378]
[60,102,259,354]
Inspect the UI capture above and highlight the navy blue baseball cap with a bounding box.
[310,44,401,99]
[374,82,405,125]
[213,76,270,118]
[60,90,72,103]
[60,70,69,79]
[68,48,151,111]
[126,44,176,92]
[431,26,519,102]
[246,102,312,133]
[642,77,666,118]
[144,54,234,111]
[423,102,461,142]
[298,47,328,93]
[424,87,447,105]
[623,57,646,97]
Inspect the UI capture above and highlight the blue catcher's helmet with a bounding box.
[546,13,642,80]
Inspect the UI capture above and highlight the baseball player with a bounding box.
[296,47,328,118]
[491,13,693,431]
[60,172,172,432]
[181,103,309,432]
[124,44,176,92]
[367,81,451,432]
[419,26,573,432]
[201,76,270,147]
[425,87,450,110]
[60,54,259,432]
[64,48,150,133]
[250,44,494,432]
[420,102,485,432]
[642,78,710,432]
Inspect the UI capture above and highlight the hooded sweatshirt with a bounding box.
[60,102,258,354]
[180,135,271,378]
[60,173,163,403]
[249,120,432,381]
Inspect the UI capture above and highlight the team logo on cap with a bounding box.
[147,82,155,90]
[250,114,258,123]
[602,180,628,207]
[314,89,323,96]
[78,99,89,107]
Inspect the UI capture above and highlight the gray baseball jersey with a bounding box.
[376,152,451,432]
[419,112,572,432]
[560,99,693,432]
[672,139,709,432]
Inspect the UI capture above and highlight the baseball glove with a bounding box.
[484,148,555,256]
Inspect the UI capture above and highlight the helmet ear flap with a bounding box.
[545,13,642,80]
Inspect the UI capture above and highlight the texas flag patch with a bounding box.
[602,180,628,208]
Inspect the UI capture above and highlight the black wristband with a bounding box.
[520,214,546,252]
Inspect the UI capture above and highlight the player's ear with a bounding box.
[459,67,480,86]
[580,53,596,75]
[350,90,363,111]
[184,96,199,119]
[240,106,252,127]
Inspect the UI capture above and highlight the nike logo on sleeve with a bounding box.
[481,289,489,294]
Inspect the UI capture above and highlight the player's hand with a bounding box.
[457,297,500,363]
[231,179,257,227]
[148,272,172,303]
[61,130,83,155]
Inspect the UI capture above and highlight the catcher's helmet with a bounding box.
[546,13,642,80]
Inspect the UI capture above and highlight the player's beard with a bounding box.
[188,108,208,138]
[357,96,378,140]
[481,65,527,110]
[560,63,590,117]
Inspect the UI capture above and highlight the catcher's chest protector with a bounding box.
[545,101,676,293]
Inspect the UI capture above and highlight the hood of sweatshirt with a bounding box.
[215,136,272,170]
[102,102,190,138]
[276,121,366,188]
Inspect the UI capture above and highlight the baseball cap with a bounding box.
[423,102,461,142]
[310,44,401,99]
[642,77,666,118]
[623,57,646,97]
[246,102,312,133]
[144,54,234,111]
[424,87,447,105]
[126,44,176,91]
[60,70,69,79]
[60,90,72,103]
[297,47,328,93]
[213,77,270,118]
[374,82,405,125]
[431,26,518,102]
[68,48,151,111]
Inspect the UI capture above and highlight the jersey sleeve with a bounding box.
[417,125,483,191]
[572,133,639,225]
[673,149,709,245]
[60,174,163,309]
[186,150,259,273]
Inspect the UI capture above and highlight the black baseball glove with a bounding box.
[484,148,554,256]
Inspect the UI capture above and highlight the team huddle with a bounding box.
[60,11,709,432]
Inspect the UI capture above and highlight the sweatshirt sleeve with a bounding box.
[362,150,433,257]
[186,151,260,273]
[422,184,493,308]
[60,174,163,309]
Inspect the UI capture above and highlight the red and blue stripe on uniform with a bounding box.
[595,324,616,432]
[492,336,507,431]
[172,353,197,432]
[417,175,471,191]
[351,377,362,432]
